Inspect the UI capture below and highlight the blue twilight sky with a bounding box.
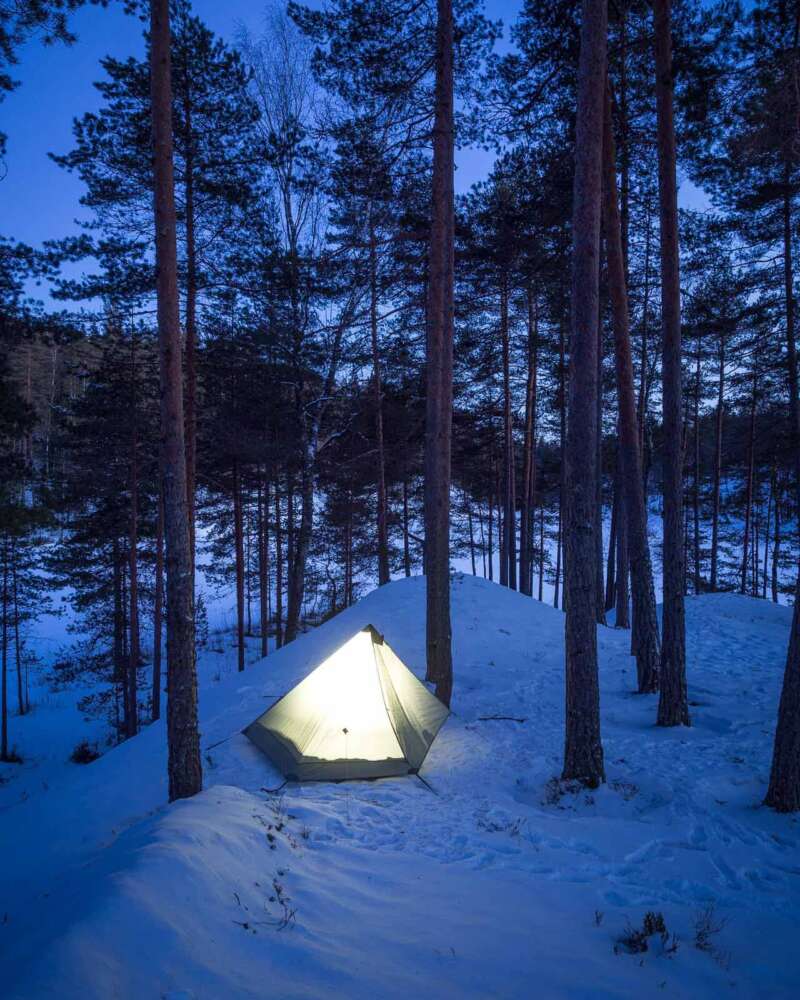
[0,0,705,289]
[0,1,520,258]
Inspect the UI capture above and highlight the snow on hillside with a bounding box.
[1,576,799,998]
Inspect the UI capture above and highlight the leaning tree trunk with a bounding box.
[601,79,660,693]
[561,0,607,788]
[149,0,202,801]
[423,0,455,707]
[653,0,689,727]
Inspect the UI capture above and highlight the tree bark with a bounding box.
[152,487,164,722]
[653,0,689,727]
[233,460,245,672]
[562,0,607,787]
[741,371,757,595]
[423,0,455,706]
[500,280,517,590]
[183,92,198,581]
[1,535,8,761]
[11,539,24,716]
[149,0,202,800]
[274,482,283,649]
[710,331,725,590]
[127,417,140,738]
[602,79,660,692]
[369,208,391,586]
[259,475,269,658]
[692,340,702,594]
[764,163,800,811]
[520,289,539,596]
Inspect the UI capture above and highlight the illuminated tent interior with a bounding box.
[243,625,449,781]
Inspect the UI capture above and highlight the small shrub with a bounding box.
[70,740,100,764]
[694,903,729,967]
[615,912,669,955]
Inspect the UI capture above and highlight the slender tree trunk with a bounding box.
[562,0,607,787]
[259,475,269,658]
[1,535,8,760]
[602,79,660,691]
[555,319,567,610]
[233,460,245,672]
[402,476,411,577]
[605,473,618,611]
[693,341,702,594]
[615,495,630,629]
[500,280,517,590]
[488,455,495,582]
[149,0,201,800]
[467,496,477,575]
[538,504,545,601]
[764,168,800,811]
[127,421,140,738]
[423,0,455,706]
[11,539,24,716]
[113,537,125,738]
[710,333,725,590]
[773,475,781,603]
[152,488,164,722]
[520,290,539,596]
[274,483,283,649]
[595,315,607,625]
[369,208,391,586]
[183,96,198,580]
[741,372,757,595]
[654,0,689,727]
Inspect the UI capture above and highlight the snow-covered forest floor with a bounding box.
[1,575,799,998]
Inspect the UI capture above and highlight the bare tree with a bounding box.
[562,0,607,787]
[653,0,689,727]
[424,0,455,707]
[601,80,660,694]
[149,0,202,801]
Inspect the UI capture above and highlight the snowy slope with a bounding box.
[1,576,799,998]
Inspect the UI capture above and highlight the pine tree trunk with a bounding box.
[538,505,545,600]
[369,209,391,586]
[615,497,630,629]
[500,280,517,590]
[149,0,201,800]
[127,420,140,738]
[468,496,477,575]
[653,0,689,727]
[520,289,539,596]
[605,471,618,611]
[772,471,781,604]
[741,372,757,595]
[402,476,411,577]
[595,316,606,625]
[259,476,269,658]
[285,438,315,643]
[113,537,125,739]
[764,166,800,811]
[11,539,24,716]
[274,482,283,649]
[233,460,245,672]
[710,332,725,590]
[562,0,607,788]
[1,534,8,761]
[602,79,660,691]
[152,488,164,722]
[555,319,567,610]
[423,0,455,706]
[183,96,198,580]
[693,342,702,593]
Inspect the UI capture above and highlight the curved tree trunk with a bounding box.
[601,80,660,693]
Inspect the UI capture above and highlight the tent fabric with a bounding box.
[243,625,449,781]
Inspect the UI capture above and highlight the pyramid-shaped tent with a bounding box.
[244,625,449,781]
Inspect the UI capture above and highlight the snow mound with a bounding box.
[2,575,799,998]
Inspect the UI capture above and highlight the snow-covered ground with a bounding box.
[1,575,798,998]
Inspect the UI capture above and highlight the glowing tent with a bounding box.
[243,625,449,781]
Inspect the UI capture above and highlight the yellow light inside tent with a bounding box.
[276,631,404,763]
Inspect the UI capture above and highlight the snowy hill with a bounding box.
[1,576,799,998]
